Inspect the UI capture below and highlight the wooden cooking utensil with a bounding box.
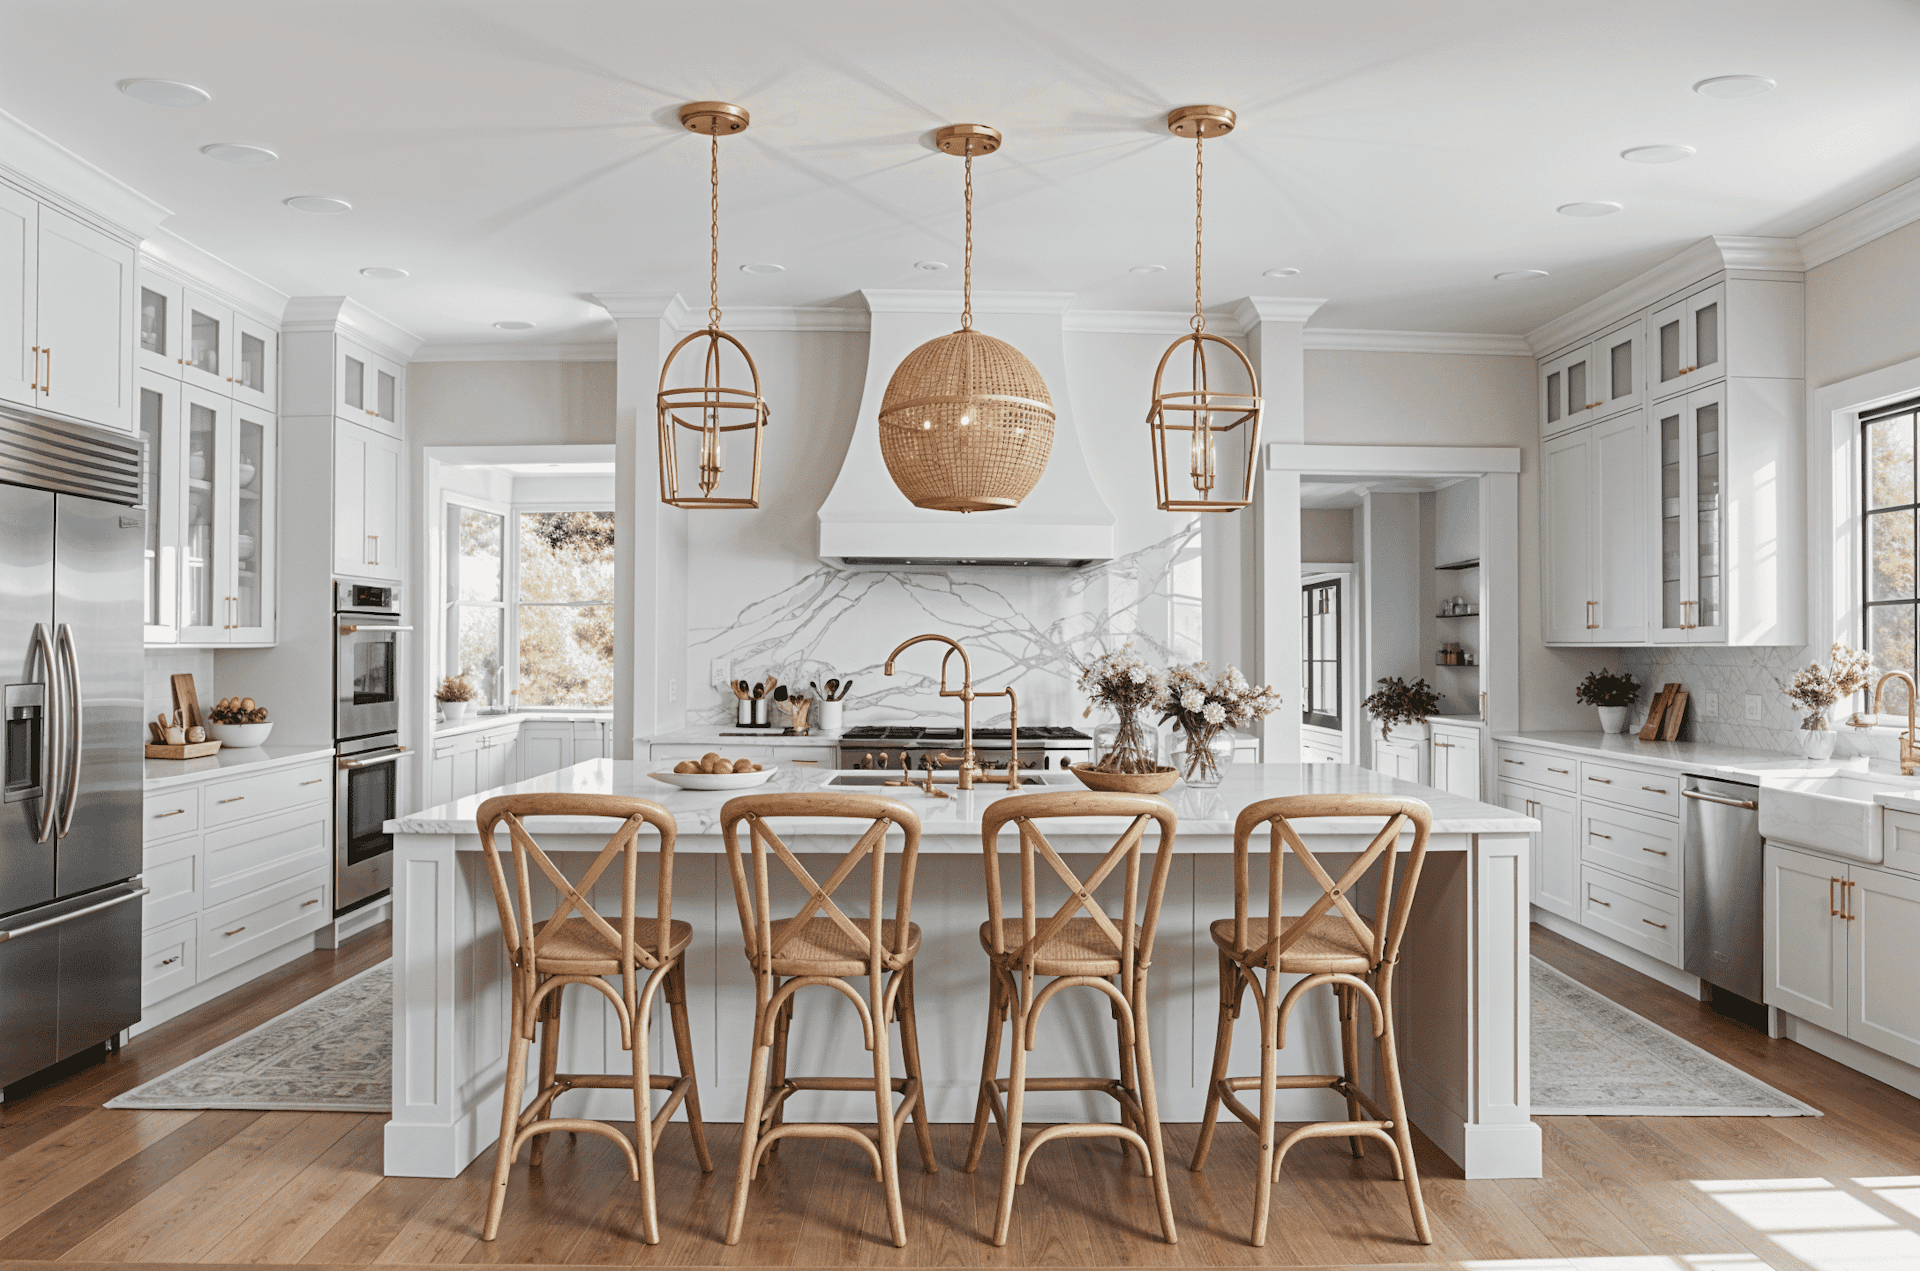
[824,677,840,700]
[835,678,853,701]
[763,675,777,698]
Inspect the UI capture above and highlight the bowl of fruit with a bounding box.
[648,752,776,791]
[206,697,272,748]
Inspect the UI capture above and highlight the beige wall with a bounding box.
[1808,217,1920,390]
[405,361,615,447]
[1301,508,1354,562]
[1304,349,1610,731]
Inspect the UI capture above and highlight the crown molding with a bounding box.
[1267,443,1523,474]
[1304,328,1533,356]
[1796,171,1920,270]
[280,296,424,361]
[1231,295,1332,327]
[1525,235,1801,357]
[0,107,168,244]
[1061,309,1244,336]
[699,306,867,332]
[138,230,288,328]
[593,291,688,323]
[859,289,1076,316]
[411,341,617,363]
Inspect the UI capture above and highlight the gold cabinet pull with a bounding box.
[159,955,179,966]
[30,345,40,391]
[300,778,324,786]
[1843,878,1857,921]
[1591,831,1612,839]
[224,925,246,937]
[1548,767,1569,774]
[1642,786,1668,794]
[40,346,49,395]
[1642,846,1669,856]
[217,795,245,804]
[1642,918,1667,930]
[301,898,321,908]
[1589,896,1611,907]
[1503,758,1523,765]
[1589,776,1612,784]
[1586,600,1598,629]
[1830,876,1842,917]
[155,807,186,817]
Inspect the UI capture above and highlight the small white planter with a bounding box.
[817,699,844,733]
[1597,705,1628,734]
[440,699,470,723]
[206,721,273,748]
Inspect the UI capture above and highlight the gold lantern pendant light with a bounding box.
[1149,104,1262,513]
[657,101,769,509]
[878,124,1055,513]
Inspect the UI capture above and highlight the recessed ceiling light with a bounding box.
[200,142,277,165]
[284,195,351,214]
[492,320,536,331]
[914,260,949,272]
[739,262,784,275]
[1494,269,1550,282]
[1557,201,1623,218]
[1263,267,1301,278]
[117,78,210,108]
[1694,74,1776,99]
[1129,264,1165,275]
[359,267,409,280]
[1621,144,1695,164]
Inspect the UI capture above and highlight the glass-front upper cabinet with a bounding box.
[231,315,275,411]
[179,289,231,396]
[336,336,402,435]
[1592,317,1644,420]
[137,280,175,378]
[228,407,275,642]
[1651,282,1724,401]
[179,392,222,642]
[175,387,277,645]
[138,373,181,644]
[1650,382,1727,643]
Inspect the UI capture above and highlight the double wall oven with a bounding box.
[335,581,404,915]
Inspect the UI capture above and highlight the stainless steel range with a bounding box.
[837,725,1093,772]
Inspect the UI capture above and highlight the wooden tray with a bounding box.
[145,740,222,760]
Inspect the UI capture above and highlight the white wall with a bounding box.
[1301,508,1354,562]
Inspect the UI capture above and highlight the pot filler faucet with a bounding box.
[882,633,1021,791]
[1851,670,1920,777]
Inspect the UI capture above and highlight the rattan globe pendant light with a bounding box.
[656,101,769,509]
[877,124,1054,513]
[1148,104,1263,513]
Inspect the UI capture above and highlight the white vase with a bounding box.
[1797,711,1837,760]
[440,699,470,723]
[1597,705,1628,734]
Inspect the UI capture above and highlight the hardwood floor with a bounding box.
[3,921,1919,1269]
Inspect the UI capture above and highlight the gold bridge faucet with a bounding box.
[1852,670,1920,776]
[882,633,1021,791]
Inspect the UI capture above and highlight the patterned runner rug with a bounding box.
[1531,956,1818,1116]
[107,960,391,1112]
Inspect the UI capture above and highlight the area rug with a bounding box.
[1531,957,1818,1117]
[107,960,391,1112]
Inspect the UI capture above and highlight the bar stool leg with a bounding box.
[665,959,714,1173]
[724,1001,774,1246]
[1375,982,1433,1243]
[1252,966,1281,1247]
[991,975,1030,1248]
[1191,951,1240,1171]
[869,997,908,1248]
[964,968,1006,1173]
[895,963,938,1174]
[1338,984,1366,1160]
[528,988,562,1168]
[1112,985,1149,1173]
[631,991,659,1244]
[1128,970,1178,1243]
[765,988,794,1154]
[484,985,532,1241]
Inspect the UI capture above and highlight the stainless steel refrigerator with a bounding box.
[0,408,145,1092]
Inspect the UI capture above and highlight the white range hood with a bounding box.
[817,290,1115,570]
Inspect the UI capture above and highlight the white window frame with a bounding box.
[510,500,616,710]
[442,494,510,704]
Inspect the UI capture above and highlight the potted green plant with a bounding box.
[436,675,476,723]
[1574,668,1642,733]
[1362,675,1441,741]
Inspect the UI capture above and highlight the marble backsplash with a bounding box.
[688,523,1203,728]
[1618,644,1902,762]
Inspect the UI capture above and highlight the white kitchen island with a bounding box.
[384,761,1541,1181]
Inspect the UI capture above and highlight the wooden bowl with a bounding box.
[1067,764,1180,795]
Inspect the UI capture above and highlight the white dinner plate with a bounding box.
[647,766,778,791]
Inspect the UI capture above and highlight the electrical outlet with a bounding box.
[1744,694,1763,721]
[669,677,678,703]
[709,659,730,689]
[1701,692,1718,718]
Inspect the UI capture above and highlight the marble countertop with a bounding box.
[1491,730,1920,785]
[388,759,1537,847]
[144,743,337,790]
[647,726,846,748]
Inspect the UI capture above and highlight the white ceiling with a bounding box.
[5,0,1919,349]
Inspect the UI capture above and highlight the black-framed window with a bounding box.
[1865,397,1920,713]
[1302,579,1341,730]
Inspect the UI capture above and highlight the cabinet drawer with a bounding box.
[1494,747,1575,792]
[203,760,331,828]
[203,804,330,910]
[1884,809,1920,878]
[142,918,198,1005]
[1580,864,1683,966]
[1579,761,1680,817]
[779,747,838,767]
[143,789,200,841]
[199,869,328,981]
[652,743,775,762]
[1581,802,1682,893]
[142,838,201,930]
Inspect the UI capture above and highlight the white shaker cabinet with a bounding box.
[1498,774,1578,923]
[333,417,403,582]
[174,387,277,646]
[1428,720,1482,799]
[0,183,37,406]
[0,196,135,432]
[1848,864,1920,1066]
[1371,723,1424,784]
[1541,411,1646,644]
[1650,282,1725,401]
[1540,317,1643,438]
[337,337,403,437]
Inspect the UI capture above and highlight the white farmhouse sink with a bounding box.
[1759,775,1912,863]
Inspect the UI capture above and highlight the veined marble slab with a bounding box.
[387,758,1538,843]
[1493,730,1920,785]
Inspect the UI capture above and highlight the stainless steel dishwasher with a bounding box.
[1683,775,1764,1006]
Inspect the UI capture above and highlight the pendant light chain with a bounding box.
[961,149,975,331]
[1192,131,1206,333]
[708,130,722,329]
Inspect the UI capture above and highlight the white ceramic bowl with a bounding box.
[206,721,273,748]
[648,766,776,791]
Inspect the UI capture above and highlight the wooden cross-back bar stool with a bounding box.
[965,790,1179,1247]
[719,791,936,1249]
[474,793,712,1246]
[1190,793,1435,1247]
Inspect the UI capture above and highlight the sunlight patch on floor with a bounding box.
[1693,1176,1920,1271]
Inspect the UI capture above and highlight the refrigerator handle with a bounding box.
[31,623,57,843]
[54,622,80,838]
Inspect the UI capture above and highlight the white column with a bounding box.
[595,293,690,757]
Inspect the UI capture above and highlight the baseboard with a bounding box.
[131,931,322,1036]
[1779,1013,1920,1101]
[1532,907,1702,997]
[319,896,392,949]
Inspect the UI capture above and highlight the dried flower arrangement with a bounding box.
[1362,676,1442,739]
[1784,643,1872,731]
[1574,668,1642,708]
[435,675,476,703]
[1077,643,1167,774]
[1160,662,1281,783]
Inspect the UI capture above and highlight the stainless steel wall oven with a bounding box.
[333,582,404,916]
